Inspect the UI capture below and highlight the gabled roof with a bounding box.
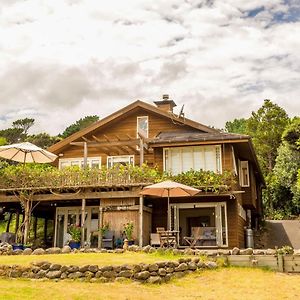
[48,100,219,153]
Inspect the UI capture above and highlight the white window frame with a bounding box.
[163,145,222,174]
[137,116,149,138]
[58,157,101,170]
[239,160,250,187]
[107,155,135,168]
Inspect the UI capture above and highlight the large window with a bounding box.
[239,160,250,187]
[107,155,134,168]
[164,145,222,175]
[59,157,101,170]
[137,116,149,138]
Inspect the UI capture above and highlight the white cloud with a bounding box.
[0,0,299,134]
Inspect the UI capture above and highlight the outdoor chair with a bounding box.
[150,233,160,247]
[102,230,115,249]
[184,227,217,247]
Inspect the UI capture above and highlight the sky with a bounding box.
[0,0,299,135]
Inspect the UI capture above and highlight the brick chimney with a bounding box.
[154,94,177,113]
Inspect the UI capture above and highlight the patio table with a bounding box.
[158,230,179,248]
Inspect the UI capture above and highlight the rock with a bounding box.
[60,265,68,273]
[23,248,33,255]
[173,271,185,279]
[165,267,174,273]
[68,271,83,279]
[46,271,62,279]
[293,249,300,256]
[114,249,124,254]
[100,265,113,272]
[183,248,195,256]
[68,265,79,273]
[128,245,139,252]
[188,262,197,270]
[100,249,107,253]
[266,249,276,255]
[207,250,218,256]
[36,270,47,278]
[150,271,158,276]
[134,271,150,281]
[98,277,109,283]
[40,263,51,270]
[172,249,181,255]
[32,248,45,255]
[148,264,159,272]
[166,261,176,268]
[158,268,166,276]
[49,264,61,271]
[147,276,162,284]
[31,261,48,267]
[192,257,200,264]
[79,265,90,272]
[118,270,132,278]
[102,271,117,278]
[95,271,103,278]
[148,247,156,253]
[197,261,207,269]
[175,263,188,272]
[205,261,218,269]
[240,248,253,255]
[9,269,22,278]
[232,247,240,255]
[142,245,151,253]
[132,265,141,273]
[61,246,71,254]
[84,271,94,278]
[88,265,99,273]
[253,249,266,255]
[218,249,231,255]
[60,272,68,279]
[46,247,61,254]
[12,249,23,255]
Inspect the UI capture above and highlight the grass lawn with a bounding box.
[0,268,299,300]
[0,252,186,266]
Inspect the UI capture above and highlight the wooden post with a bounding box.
[6,212,12,232]
[278,254,284,272]
[81,198,86,246]
[23,199,30,245]
[139,195,143,247]
[83,142,88,168]
[139,138,144,166]
[33,216,38,239]
[15,211,20,235]
[98,206,103,249]
[44,218,48,245]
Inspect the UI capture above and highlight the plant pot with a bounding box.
[128,240,134,246]
[12,244,24,251]
[69,241,81,249]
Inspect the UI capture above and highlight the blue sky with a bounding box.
[0,0,299,134]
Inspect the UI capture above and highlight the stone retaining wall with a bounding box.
[0,258,218,284]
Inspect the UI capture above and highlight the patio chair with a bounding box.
[102,230,115,249]
[183,227,203,247]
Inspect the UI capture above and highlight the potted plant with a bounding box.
[100,223,110,237]
[68,224,81,249]
[123,222,134,245]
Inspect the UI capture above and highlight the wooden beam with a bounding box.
[71,140,140,148]
[83,142,88,168]
[139,138,144,166]
[81,199,86,246]
[139,195,143,247]
[0,190,141,202]
[98,205,103,249]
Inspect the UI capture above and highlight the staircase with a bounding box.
[257,220,300,249]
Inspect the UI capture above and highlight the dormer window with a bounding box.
[137,116,148,138]
[239,161,250,187]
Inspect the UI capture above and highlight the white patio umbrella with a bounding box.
[0,142,57,164]
[140,180,200,230]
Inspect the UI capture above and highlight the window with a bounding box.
[107,155,134,168]
[239,160,250,187]
[137,116,148,138]
[59,157,101,170]
[164,145,222,175]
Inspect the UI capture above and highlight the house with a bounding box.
[0,95,264,249]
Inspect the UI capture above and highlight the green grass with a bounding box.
[0,252,185,267]
[0,268,300,300]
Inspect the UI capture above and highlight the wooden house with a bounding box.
[0,95,264,248]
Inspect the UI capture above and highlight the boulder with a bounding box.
[13,249,23,255]
[68,265,79,273]
[46,247,61,254]
[147,276,162,284]
[36,270,47,278]
[205,261,218,269]
[175,263,188,272]
[23,248,33,255]
[100,265,113,272]
[231,247,240,255]
[32,248,45,255]
[266,249,276,255]
[188,262,197,270]
[95,271,103,278]
[134,271,150,281]
[240,248,253,255]
[158,268,166,276]
[102,271,117,278]
[165,267,174,273]
[197,261,207,269]
[49,264,61,271]
[79,265,90,272]
[68,271,83,279]
[253,249,266,255]
[114,249,124,254]
[46,271,62,279]
[118,270,132,278]
[84,271,94,278]
[88,265,99,273]
[40,263,51,270]
[61,246,71,254]
[148,264,159,272]
[142,245,151,253]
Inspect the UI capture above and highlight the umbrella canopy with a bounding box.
[0,142,57,163]
[140,180,200,197]
[140,180,200,230]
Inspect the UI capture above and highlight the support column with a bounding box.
[83,142,88,168]
[6,212,12,232]
[139,138,144,166]
[139,195,144,247]
[81,198,86,246]
[15,211,20,235]
[23,200,30,245]
[98,206,103,249]
[44,218,48,245]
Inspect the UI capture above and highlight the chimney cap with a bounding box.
[153,94,177,112]
[162,94,169,100]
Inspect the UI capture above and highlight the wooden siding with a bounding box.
[241,163,258,209]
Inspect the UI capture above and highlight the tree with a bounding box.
[225,118,248,134]
[26,133,60,149]
[12,118,35,135]
[0,137,7,146]
[60,115,99,138]
[247,99,289,175]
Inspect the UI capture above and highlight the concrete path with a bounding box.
[265,220,300,249]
